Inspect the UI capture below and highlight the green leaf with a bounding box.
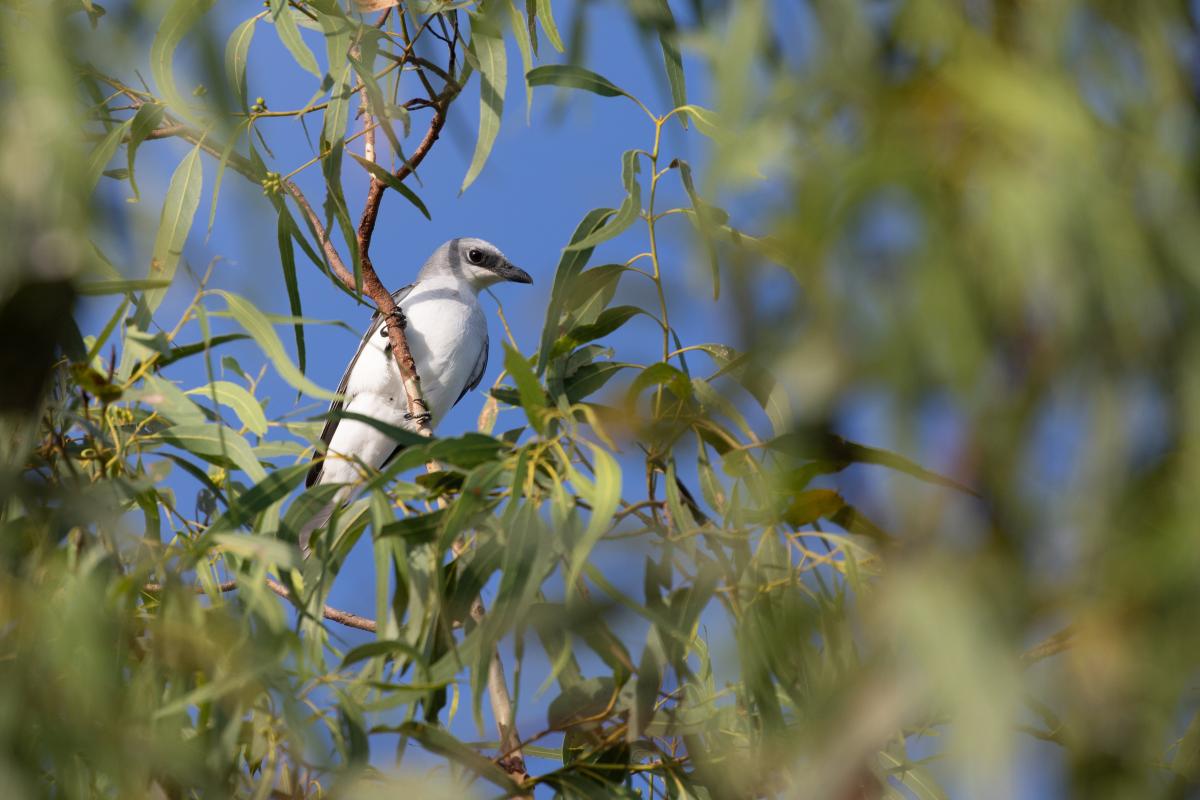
[159,423,266,481]
[878,752,948,800]
[325,410,427,454]
[564,362,632,404]
[533,0,565,52]
[207,122,247,239]
[627,362,691,404]
[86,119,132,194]
[145,143,204,313]
[675,159,719,299]
[348,152,430,219]
[395,722,519,791]
[212,290,335,399]
[75,279,172,296]
[150,0,216,120]
[676,104,719,137]
[782,489,844,528]
[537,207,617,374]
[563,264,628,322]
[213,532,301,570]
[633,634,663,737]
[340,639,424,669]
[321,60,360,293]
[461,13,507,192]
[186,380,268,435]
[348,41,405,159]
[548,676,617,729]
[527,64,626,98]
[275,211,306,378]
[503,343,547,433]
[139,375,207,425]
[507,0,534,118]
[566,150,642,251]
[653,0,687,112]
[768,430,977,496]
[157,333,250,369]
[268,0,320,77]
[564,441,621,594]
[555,306,644,359]
[224,14,257,109]
[126,103,166,202]
[208,462,311,533]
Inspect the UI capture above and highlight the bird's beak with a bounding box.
[496,260,533,284]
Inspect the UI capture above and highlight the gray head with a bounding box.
[418,237,532,290]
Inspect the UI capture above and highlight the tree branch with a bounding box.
[142,578,377,633]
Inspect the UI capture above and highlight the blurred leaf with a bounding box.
[341,640,424,669]
[213,532,300,570]
[652,0,686,112]
[674,159,719,299]
[76,279,171,296]
[462,12,506,192]
[548,676,617,729]
[268,0,321,77]
[224,14,257,109]
[675,104,718,136]
[769,431,976,496]
[125,102,166,202]
[783,489,843,528]
[565,441,621,593]
[394,722,519,791]
[144,143,203,313]
[86,119,131,193]
[878,752,948,800]
[150,0,216,119]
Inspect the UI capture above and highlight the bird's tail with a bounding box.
[297,485,353,558]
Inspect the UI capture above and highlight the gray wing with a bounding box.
[306,283,416,488]
[453,322,489,409]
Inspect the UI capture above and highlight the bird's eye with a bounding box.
[467,248,484,265]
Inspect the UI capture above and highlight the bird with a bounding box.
[299,237,532,550]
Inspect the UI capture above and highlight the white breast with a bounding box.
[340,277,485,444]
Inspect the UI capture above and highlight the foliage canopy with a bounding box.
[3,1,1200,799]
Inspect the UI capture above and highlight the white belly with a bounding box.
[320,282,484,483]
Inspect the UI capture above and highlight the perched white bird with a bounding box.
[300,238,532,549]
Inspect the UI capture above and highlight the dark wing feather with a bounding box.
[306,283,416,487]
[453,328,489,409]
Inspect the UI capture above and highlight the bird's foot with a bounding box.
[403,411,432,426]
[387,308,407,330]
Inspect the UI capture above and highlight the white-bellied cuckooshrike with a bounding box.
[300,237,532,550]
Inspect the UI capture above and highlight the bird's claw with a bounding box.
[403,411,432,426]
[380,308,407,336]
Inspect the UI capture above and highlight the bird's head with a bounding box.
[423,238,532,290]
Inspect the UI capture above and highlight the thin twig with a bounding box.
[141,578,377,633]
